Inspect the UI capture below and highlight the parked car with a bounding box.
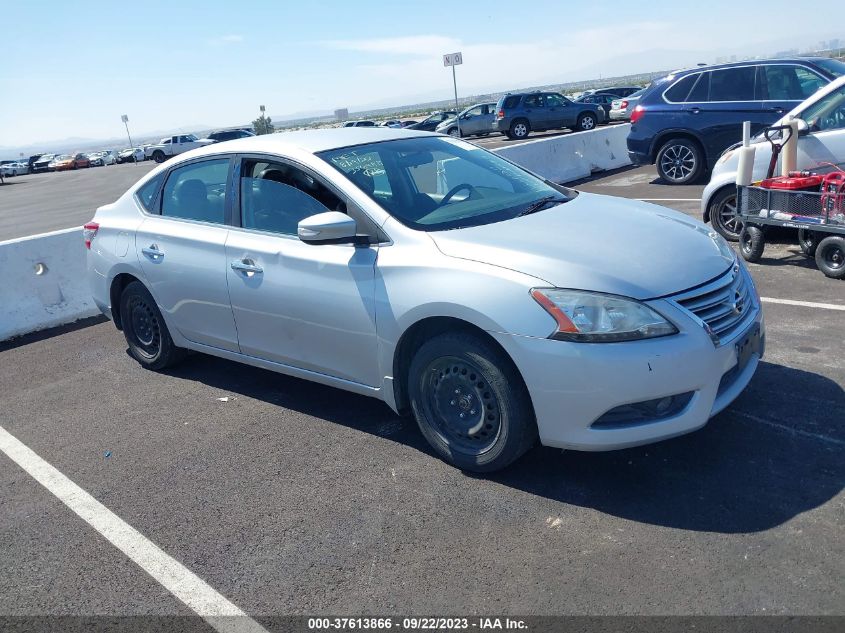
[206,129,256,143]
[594,86,641,98]
[117,147,145,163]
[0,161,29,176]
[380,120,403,128]
[87,152,108,167]
[27,154,44,171]
[50,153,90,171]
[702,75,845,240]
[405,111,457,132]
[575,93,620,121]
[85,128,762,472]
[609,88,646,122]
[145,134,214,163]
[400,121,418,127]
[494,91,604,140]
[627,57,845,184]
[342,120,377,127]
[434,102,496,137]
[32,154,57,173]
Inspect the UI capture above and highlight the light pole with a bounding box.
[121,115,136,164]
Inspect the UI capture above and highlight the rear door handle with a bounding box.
[231,259,263,275]
[141,244,164,260]
[689,107,701,114]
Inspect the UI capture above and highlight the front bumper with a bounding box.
[490,299,764,451]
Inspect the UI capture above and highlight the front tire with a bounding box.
[739,225,765,263]
[120,281,185,370]
[815,236,845,279]
[656,138,704,185]
[708,187,742,241]
[448,127,461,137]
[576,112,597,131]
[408,332,537,472]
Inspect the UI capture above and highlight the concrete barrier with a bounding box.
[493,123,631,183]
[0,227,99,341]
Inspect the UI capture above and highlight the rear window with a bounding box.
[815,57,845,78]
[709,67,756,101]
[136,173,164,212]
[664,74,698,102]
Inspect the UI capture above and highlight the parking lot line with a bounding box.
[761,297,845,311]
[0,424,268,633]
[636,198,702,202]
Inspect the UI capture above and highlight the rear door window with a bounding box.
[160,159,230,224]
[709,67,756,101]
[523,94,545,108]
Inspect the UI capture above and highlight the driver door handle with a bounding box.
[231,259,263,274]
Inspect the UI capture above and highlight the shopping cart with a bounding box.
[737,179,845,279]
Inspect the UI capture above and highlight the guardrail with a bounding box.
[0,228,99,341]
[0,125,633,342]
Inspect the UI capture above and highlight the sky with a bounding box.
[1,0,842,149]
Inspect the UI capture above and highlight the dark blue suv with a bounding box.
[627,57,845,184]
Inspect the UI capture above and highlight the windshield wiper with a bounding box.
[517,196,565,217]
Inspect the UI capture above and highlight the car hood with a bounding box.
[429,192,735,299]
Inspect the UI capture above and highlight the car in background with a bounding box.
[627,57,845,184]
[702,74,845,240]
[609,88,646,121]
[85,128,762,473]
[0,161,29,176]
[435,102,496,137]
[400,120,418,127]
[87,151,114,167]
[575,93,620,121]
[206,129,256,143]
[32,153,57,173]
[594,86,641,98]
[116,147,145,163]
[494,91,604,140]
[50,153,90,171]
[405,111,457,132]
[342,120,377,127]
[380,120,403,128]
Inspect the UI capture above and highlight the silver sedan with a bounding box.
[86,128,763,472]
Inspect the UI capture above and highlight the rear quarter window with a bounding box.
[664,74,698,102]
[503,95,520,109]
[135,173,165,212]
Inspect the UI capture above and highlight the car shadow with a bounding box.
[160,355,843,535]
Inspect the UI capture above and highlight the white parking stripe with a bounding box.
[636,198,702,202]
[734,411,844,447]
[0,425,268,633]
[761,297,845,311]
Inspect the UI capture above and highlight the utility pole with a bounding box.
[121,115,136,163]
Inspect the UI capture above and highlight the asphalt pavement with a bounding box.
[1,164,843,624]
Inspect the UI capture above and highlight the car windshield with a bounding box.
[55,155,71,160]
[815,58,845,78]
[318,136,576,231]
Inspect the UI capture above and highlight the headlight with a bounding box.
[716,148,737,165]
[530,289,678,342]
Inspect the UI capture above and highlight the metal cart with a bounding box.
[736,183,845,279]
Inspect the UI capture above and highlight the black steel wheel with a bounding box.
[815,236,845,279]
[120,281,185,370]
[798,229,818,257]
[739,225,765,263]
[656,138,704,184]
[408,332,536,472]
[708,187,742,241]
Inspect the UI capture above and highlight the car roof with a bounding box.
[670,56,835,77]
[184,127,437,156]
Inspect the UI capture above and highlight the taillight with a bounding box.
[497,109,504,119]
[620,100,628,109]
[83,221,99,249]
[630,105,645,124]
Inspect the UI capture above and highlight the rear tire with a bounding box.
[798,229,818,257]
[815,236,845,279]
[739,225,765,263]
[120,281,185,370]
[576,112,597,131]
[708,187,742,241]
[408,332,537,472]
[507,119,530,140]
[152,150,166,163]
[656,138,704,185]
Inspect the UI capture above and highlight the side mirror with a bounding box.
[298,211,358,244]
[794,118,809,135]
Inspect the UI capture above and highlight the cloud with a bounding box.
[208,34,244,46]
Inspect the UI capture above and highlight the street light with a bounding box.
[121,115,137,164]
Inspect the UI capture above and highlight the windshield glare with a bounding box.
[318,136,575,231]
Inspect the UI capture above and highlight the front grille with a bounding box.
[669,265,757,345]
